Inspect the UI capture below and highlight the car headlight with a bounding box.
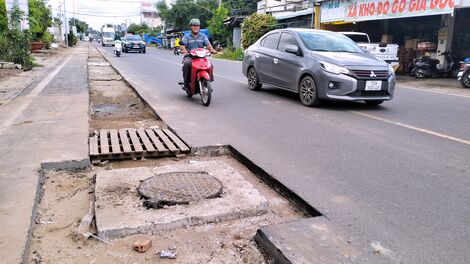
[388,63,395,74]
[320,61,350,75]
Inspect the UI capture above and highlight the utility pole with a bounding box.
[58,1,63,41]
[73,0,76,34]
[218,0,222,8]
[64,0,68,47]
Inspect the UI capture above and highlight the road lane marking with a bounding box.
[349,111,470,146]
[0,56,71,136]
[398,85,470,99]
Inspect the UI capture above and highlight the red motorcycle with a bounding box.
[178,48,213,106]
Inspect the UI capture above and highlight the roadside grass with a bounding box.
[213,47,244,61]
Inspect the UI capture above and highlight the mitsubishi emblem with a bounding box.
[370,71,377,78]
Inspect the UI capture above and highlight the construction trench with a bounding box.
[27,45,317,263]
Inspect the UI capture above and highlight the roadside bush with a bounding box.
[67,30,77,47]
[41,31,53,49]
[241,13,276,49]
[0,6,33,69]
[0,32,9,59]
[214,47,244,61]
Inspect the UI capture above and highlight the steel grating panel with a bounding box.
[89,128,190,163]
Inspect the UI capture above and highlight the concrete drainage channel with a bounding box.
[27,45,319,263]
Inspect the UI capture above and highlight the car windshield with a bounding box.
[127,36,142,41]
[344,34,369,43]
[103,32,114,38]
[298,32,363,53]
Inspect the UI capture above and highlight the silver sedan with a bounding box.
[242,29,395,106]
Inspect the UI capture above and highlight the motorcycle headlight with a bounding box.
[320,61,350,75]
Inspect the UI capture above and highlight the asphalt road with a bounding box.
[100,45,470,263]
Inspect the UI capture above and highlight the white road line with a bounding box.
[398,85,470,99]
[350,111,470,146]
[0,56,71,136]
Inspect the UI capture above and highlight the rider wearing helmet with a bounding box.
[181,18,217,90]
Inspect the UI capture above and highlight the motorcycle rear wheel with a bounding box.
[461,72,470,88]
[200,79,211,106]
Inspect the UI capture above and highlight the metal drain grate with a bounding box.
[137,171,223,209]
[89,128,189,163]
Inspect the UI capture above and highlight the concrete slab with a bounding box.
[255,217,395,264]
[95,160,268,239]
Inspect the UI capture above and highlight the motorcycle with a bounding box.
[178,48,214,106]
[457,59,470,88]
[174,46,182,55]
[114,40,122,57]
[412,50,459,79]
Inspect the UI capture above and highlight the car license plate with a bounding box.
[365,80,382,91]
[134,45,139,48]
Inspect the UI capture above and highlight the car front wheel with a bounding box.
[247,67,262,90]
[299,76,321,107]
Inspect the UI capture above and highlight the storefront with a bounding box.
[318,0,470,73]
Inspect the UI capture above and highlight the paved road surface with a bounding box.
[100,45,470,263]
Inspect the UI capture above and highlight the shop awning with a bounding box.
[274,8,313,21]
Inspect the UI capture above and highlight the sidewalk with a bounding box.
[0,44,90,264]
[396,75,470,97]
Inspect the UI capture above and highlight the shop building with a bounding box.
[317,0,470,73]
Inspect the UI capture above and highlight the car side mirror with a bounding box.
[285,45,301,56]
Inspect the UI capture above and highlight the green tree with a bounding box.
[241,13,276,49]
[126,23,149,35]
[69,18,88,33]
[155,0,217,31]
[0,0,7,33]
[208,4,229,46]
[28,0,52,41]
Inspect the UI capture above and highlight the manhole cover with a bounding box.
[137,171,223,209]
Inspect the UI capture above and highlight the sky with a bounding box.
[46,0,156,30]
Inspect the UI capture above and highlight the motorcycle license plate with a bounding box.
[457,71,463,78]
[365,80,382,91]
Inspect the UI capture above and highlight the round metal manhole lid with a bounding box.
[137,171,223,209]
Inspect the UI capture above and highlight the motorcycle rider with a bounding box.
[181,18,217,90]
[174,35,181,54]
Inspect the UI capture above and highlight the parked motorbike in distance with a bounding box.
[457,59,470,88]
[178,48,214,106]
[174,46,182,55]
[412,50,459,79]
[114,40,122,57]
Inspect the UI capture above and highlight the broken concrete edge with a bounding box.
[192,145,322,218]
[99,207,269,240]
[41,159,92,171]
[255,228,292,264]
[93,46,164,122]
[21,169,47,264]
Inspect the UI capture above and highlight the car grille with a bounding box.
[351,70,389,78]
[348,90,390,97]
